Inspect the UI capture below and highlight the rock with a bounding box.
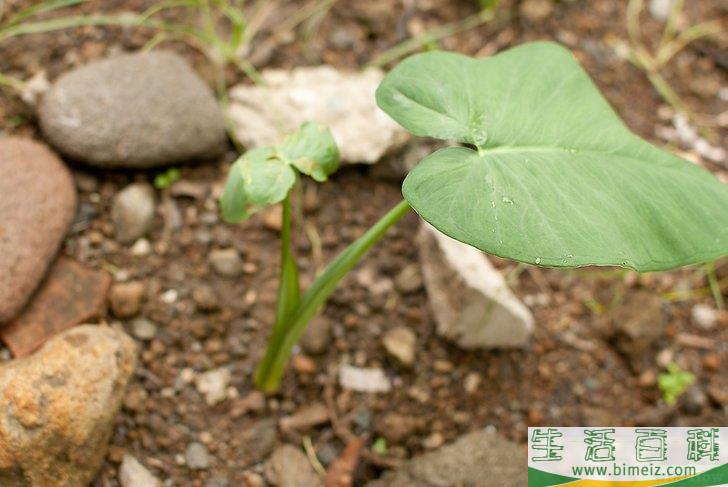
[707,376,728,406]
[0,325,137,486]
[291,354,317,375]
[418,222,534,349]
[649,0,676,21]
[192,284,220,312]
[130,238,152,256]
[280,403,329,432]
[520,0,554,22]
[393,264,423,295]
[691,304,718,330]
[0,257,111,357]
[112,183,156,244]
[130,317,158,340]
[0,137,77,323]
[266,445,323,487]
[185,442,211,470]
[300,316,332,355]
[375,413,422,444]
[39,51,227,168]
[109,281,146,318]
[366,430,525,487]
[119,454,161,487]
[680,386,707,416]
[240,419,278,463]
[195,367,231,405]
[209,248,244,278]
[228,66,409,164]
[382,327,416,366]
[339,365,391,393]
[205,476,229,487]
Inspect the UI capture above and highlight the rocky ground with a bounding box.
[0,0,726,486]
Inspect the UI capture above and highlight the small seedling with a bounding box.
[658,363,695,405]
[222,42,728,392]
[154,167,181,189]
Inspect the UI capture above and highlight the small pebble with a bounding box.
[209,248,244,277]
[130,317,158,340]
[185,442,210,470]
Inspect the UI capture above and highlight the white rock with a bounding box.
[339,364,392,393]
[195,367,231,405]
[649,0,676,21]
[692,304,718,330]
[119,454,161,487]
[227,66,409,164]
[112,183,156,244]
[418,222,534,349]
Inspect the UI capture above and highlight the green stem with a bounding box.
[254,198,412,392]
[706,262,725,310]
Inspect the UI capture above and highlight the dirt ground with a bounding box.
[1,0,727,485]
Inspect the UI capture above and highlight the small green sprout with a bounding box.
[372,437,388,456]
[222,42,728,393]
[658,363,695,405]
[154,167,181,189]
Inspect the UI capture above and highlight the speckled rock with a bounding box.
[0,325,137,486]
[0,137,77,323]
[39,51,227,168]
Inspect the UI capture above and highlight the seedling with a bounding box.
[154,167,181,189]
[658,363,695,405]
[222,42,728,392]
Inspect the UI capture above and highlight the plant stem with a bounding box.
[254,198,412,392]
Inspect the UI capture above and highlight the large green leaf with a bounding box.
[279,122,340,182]
[376,42,728,271]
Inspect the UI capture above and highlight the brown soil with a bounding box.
[1,0,727,485]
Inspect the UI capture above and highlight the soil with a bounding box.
[1,0,727,485]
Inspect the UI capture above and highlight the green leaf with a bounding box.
[279,122,340,182]
[240,147,296,207]
[220,158,249,223]
[377,42,728,271]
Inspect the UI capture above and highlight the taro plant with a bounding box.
[222,42,728,393]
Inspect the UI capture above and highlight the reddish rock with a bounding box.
[0,257,111,357]
[0,137,77,322]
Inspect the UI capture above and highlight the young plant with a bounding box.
[658,363,695,405]
[222,42,728,393]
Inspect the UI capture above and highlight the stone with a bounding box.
[382,327,416,366]
[209,248,244,278]
[280,403,329,432]
[112,183,156,244]
[39,51,227,168]
[119,454,161,487]
[0,325,137,486]
[393,264,423,295]
[266,445,323,487]
[691,304,718,330]
[300,316,332,355]
[109,281,146,318]
[520,0,554,22]
[375,413,422,444]
[195,367,231,405]
[418,222,534,349]
[649,0,676,21]
[228,66,409,164]
[0,137,77,323]
[192,284,220,312]
[130,317,158,341]
[339,365,391,393]
[185,442,211,470]
[240,419,278,463]
[0,257,111,357]
[366,429,525,487]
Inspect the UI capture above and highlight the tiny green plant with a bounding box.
[658,363,695,405]
[222,42,728,393]
[154,167,182,189]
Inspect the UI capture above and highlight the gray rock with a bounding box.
[265,445,322,487]
[300,316,332,355]
[240,418,278,463]
[0,325,137,486]
[366,429,526,487]
[119,454,161,487]
[0,137,77,322]
[112,183,156,244]
[418,222,534,349]
[209,248,244,278]
[39,51,227,168]
[227,66,409,164]
[130,317,158,341]
[185,442,211,470]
